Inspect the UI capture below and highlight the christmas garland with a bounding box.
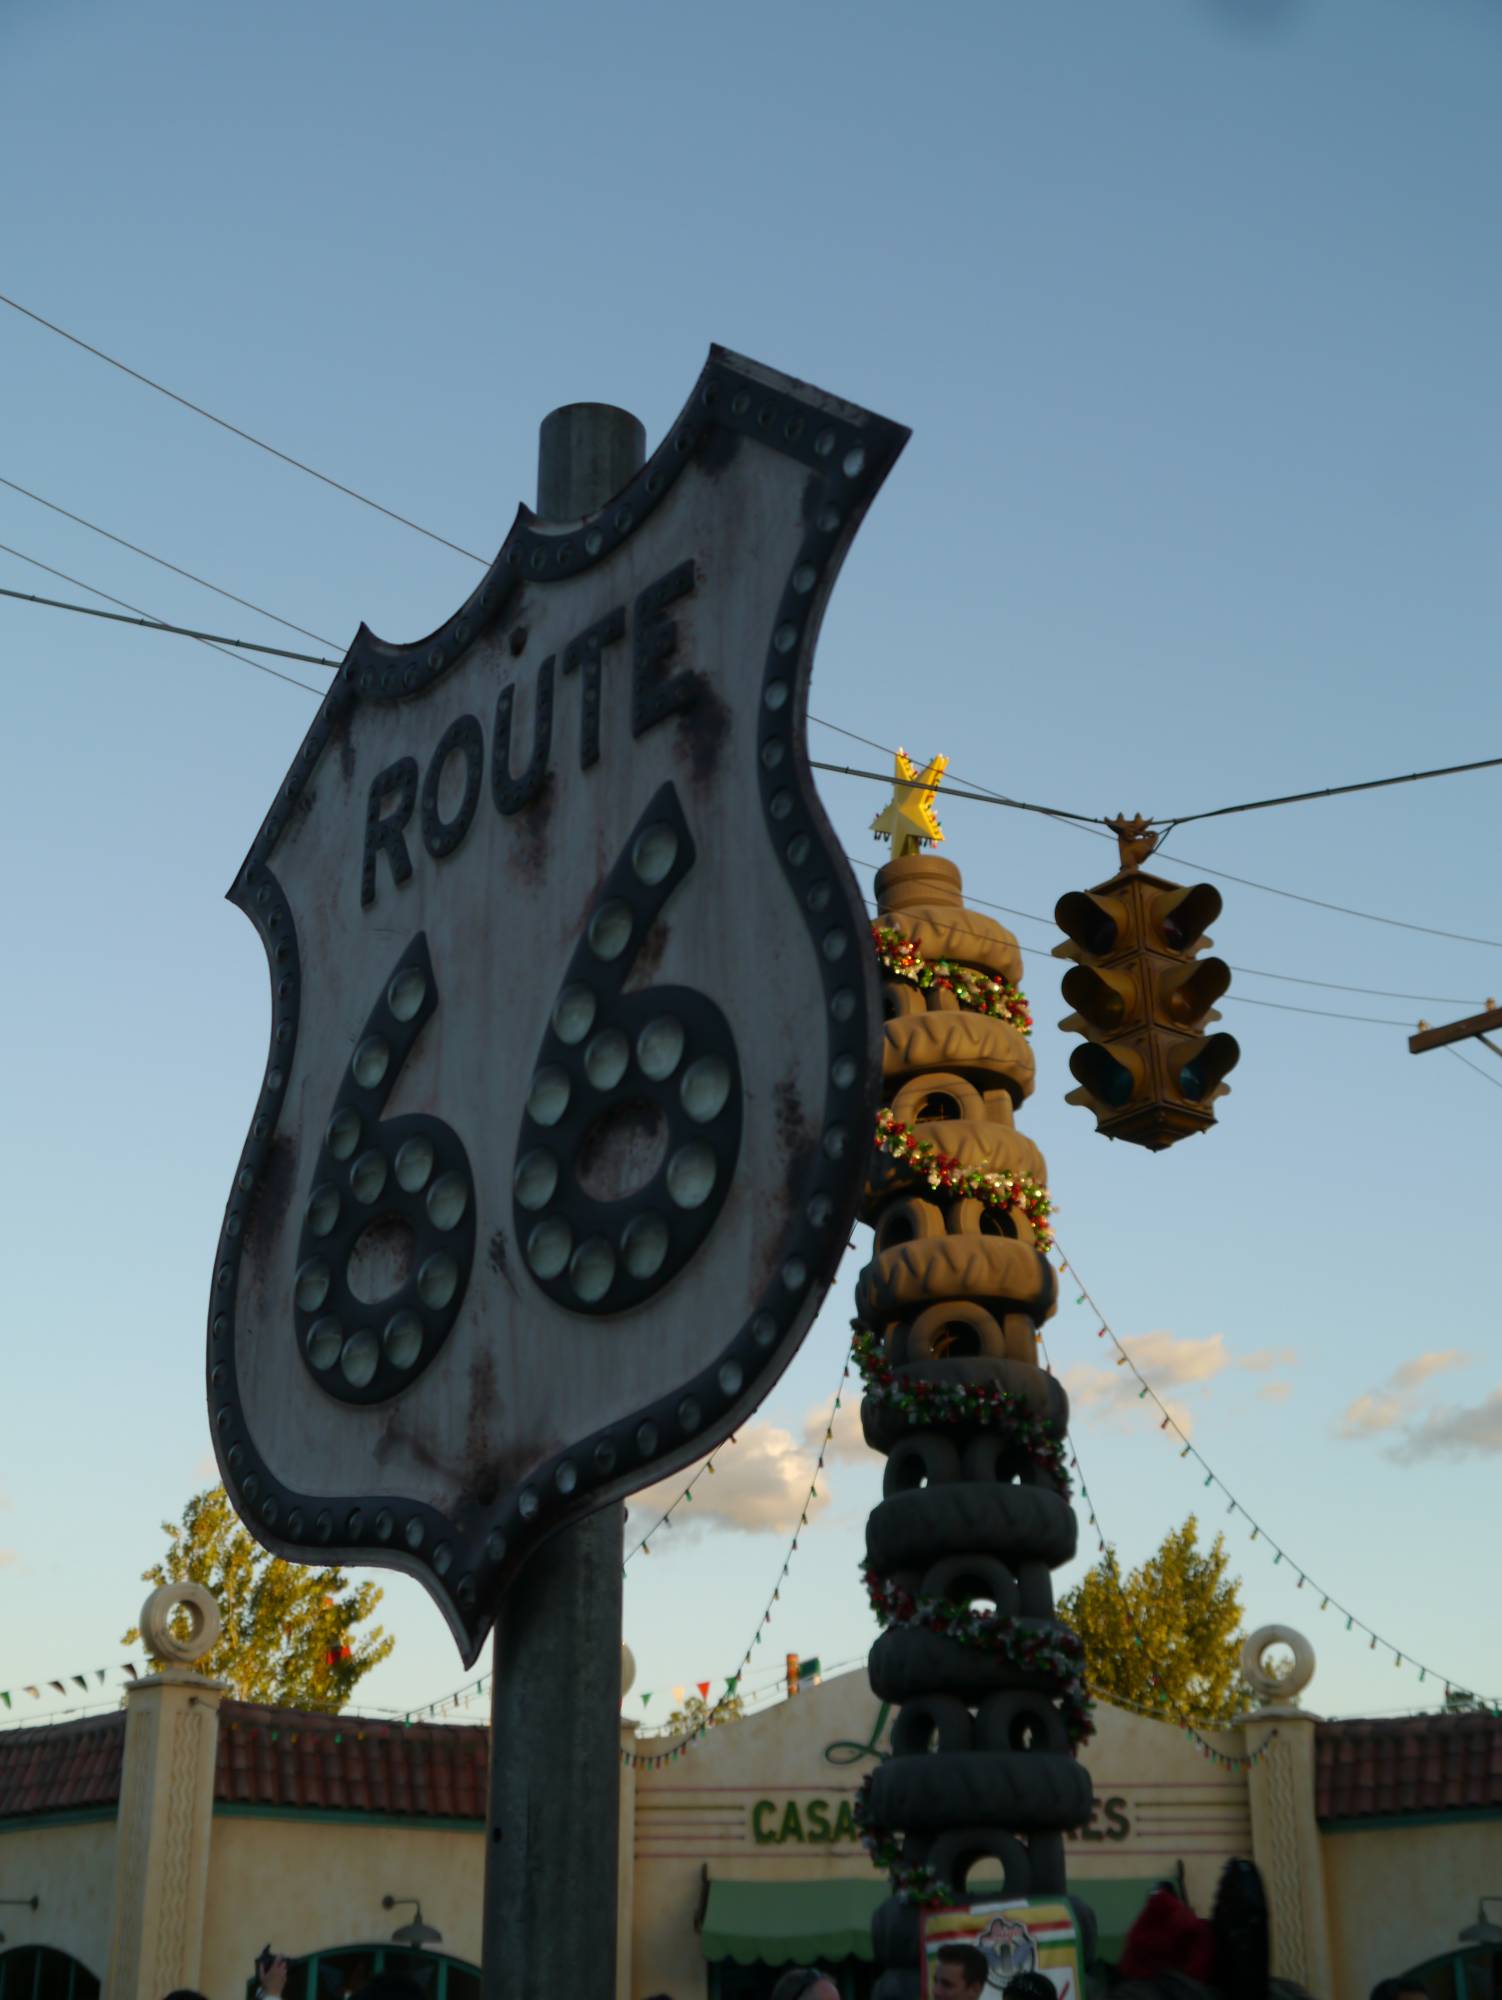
[850,1325,1070,1494]
[853,1772,957,1907]
[873,1108,1055,1252]
[864,1571,1094,1747]
[872,923,1032,1036]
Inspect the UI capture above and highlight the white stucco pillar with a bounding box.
[1240,1626,1334,1996]
[104,1667,227,1999]
[106,1584,228,2000]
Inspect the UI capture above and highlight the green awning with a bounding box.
[701,1877,887,1965]
[1065,1878,1160,1965]
[700,1875,1161,1969]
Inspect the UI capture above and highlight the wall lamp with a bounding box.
[1459,1898,1502,1948]
[382,1896,442,1949]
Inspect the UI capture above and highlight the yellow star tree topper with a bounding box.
[870,747,948,858]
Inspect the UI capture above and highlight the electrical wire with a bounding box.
[0,546,326,694]
[1446,1045,1502,1093]
[809,721,1502,837]
[0,289,488,565]
[3,552,1491,988]
[843,855,1481,1016]
[0,472,339,648]
[810,757,1100,829]
[817,717,1502,954]
[8,289,1491,847]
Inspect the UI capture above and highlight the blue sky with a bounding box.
[2,0,1500,1733]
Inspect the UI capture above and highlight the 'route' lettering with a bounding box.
[361,758,418,908]
[493,659,555,816]
[632,560,697,736]
[563,607,627,769]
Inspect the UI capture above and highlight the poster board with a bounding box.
[920,1899,1086,1999]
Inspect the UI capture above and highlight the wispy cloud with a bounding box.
[1063,1329,1297,1438]
[1240,1347,1296,1374]
[1335,1350,1472,1441]
[1389,1386,1502,1463]
[626,1393,866,1543]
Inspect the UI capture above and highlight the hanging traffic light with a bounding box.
[1054,820,1239,1150]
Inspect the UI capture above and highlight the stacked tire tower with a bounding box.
[856,851,1094,1998]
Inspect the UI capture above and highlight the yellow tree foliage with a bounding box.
[122,1486,394,1712]
[1057,1514,1251,1727]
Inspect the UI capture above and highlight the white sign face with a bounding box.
[210,349,908,1660]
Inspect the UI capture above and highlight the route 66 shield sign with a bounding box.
[209,349,908,1662]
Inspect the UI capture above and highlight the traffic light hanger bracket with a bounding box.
[1107,813,1160,874]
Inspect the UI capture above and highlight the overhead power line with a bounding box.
[815,717,1502,954]
[1447,1045,1502,1094]
[2,571,1491,995]
[0,555,326,695]
[810,720,1502,837]
[0,289,488,565]
[0,471,339,649]
[844,852,1485,1011]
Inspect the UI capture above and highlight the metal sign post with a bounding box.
[209,350,908,1997]
[481,403,643,1999]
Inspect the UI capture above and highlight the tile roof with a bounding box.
[0,1710,125,1819]
[214,1701,488,1820]
[0,1701,488,1823]
[1316,1712,1502,1822]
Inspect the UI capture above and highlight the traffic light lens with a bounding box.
[1062,964,1128,1030]
[1159,883,1223,951]
[1164,957,1231,1026]
[1179,1032,1241,1101]
[1055,891,1118,955]
[1070,1044,1135,1108]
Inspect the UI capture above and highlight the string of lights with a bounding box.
[1052,1243,1496,1716]
[623,1441,732,1563]
[1034,1330,1273,1773]
[620,1349,852,1772]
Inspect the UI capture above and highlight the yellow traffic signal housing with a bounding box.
[1054,864,1239,1151]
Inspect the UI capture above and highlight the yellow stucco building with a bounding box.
[1,1628,1499,2000]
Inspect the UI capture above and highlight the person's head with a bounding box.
[1006,1977,1056,2000]
[932,1944,990,2000]
[769,1969,839,2000]
[356,1978,426,2000]
[163,1991,211,2000]
[1372,1982,1428,2000]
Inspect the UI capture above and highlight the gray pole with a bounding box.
[481,401,646,2000]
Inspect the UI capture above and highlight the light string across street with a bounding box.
[1053,1244,1498,1715]
[618,1350,853,1772]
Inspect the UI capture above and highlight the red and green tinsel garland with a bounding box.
[872,922,1032,1036]
[853,1773,957,1907]
[873,1107,1055,1252]
[851,1324,1070,1494]
[864,1570,1094,1747]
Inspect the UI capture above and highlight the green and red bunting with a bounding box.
[0,1665,139,1714]
[874,1107,1055,1252]
[871,923,1032,1037]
